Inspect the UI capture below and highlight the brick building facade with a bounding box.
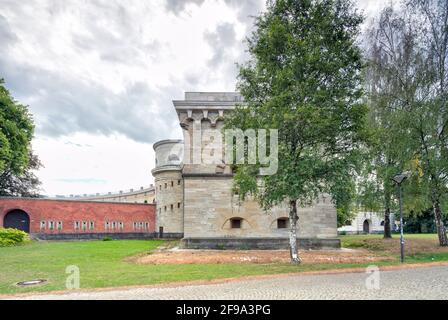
[0,198,156,240]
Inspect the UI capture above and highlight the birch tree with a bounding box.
[226,0,368,263]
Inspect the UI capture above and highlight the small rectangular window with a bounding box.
[177,202,181,208]
[145,222,149,230]
[74,221,80,230]
[48,221,54,230]
[164,183,167,189]
[82,221,87,231]
[277,219,288,229]
[171,181,174,187]
[177,180,181,185]
[57,221,63,230]
[40,221,46,230]
[119,222,124,230]
[231,219,241,229]
[105,221,110,230]
[89,221,95,230]
[170,204,174,211]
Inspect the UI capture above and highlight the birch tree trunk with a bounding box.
[384,207,392,239]
[289,199,301,264]
[384,190,392,238]
[432,194,448,247]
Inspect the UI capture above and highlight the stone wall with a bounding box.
[181,237,341,250]
[62,186,156,204]
[154,170,184,234]
[183,176,337,239]
[152,139,185,234]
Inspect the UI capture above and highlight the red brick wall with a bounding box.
[0,198,156,234]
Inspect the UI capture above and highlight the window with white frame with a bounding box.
[89,221,95,230]
[74,221,80,230]
[105,221,110,231]
[48,221,54,230]
[57,221,63,230]
[40,221,46,230]
[82,221,87,231]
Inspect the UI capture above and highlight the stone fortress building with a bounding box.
[54,186,156,204]
[0,92,339,248]
[152,92,340,249]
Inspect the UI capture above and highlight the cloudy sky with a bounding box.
[0,0,388,196]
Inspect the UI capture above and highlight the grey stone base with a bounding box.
[338,231,383,235]
[181,237,341,250]
[31,232,184,241]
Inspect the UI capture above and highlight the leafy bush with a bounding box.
[0,228,29,247]
[102,236,113,241]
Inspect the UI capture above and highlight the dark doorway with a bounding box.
[363,219,370,234]
[4,210,30,233]
[159,226,164,238]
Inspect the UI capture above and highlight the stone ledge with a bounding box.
[181,237,341,250]
[31,232,184,241]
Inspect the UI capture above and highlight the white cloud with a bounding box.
[33,133,155,196]
[1,0,390,195]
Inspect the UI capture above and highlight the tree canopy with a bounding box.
[226,0,369,262]
[0,78,41,197]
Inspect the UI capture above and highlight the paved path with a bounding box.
[8,266,448,300]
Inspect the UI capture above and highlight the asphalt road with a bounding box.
[7,265,448,300]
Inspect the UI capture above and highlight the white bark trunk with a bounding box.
[289,200,301,264]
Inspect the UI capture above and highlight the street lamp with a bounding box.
[392,173,409,263]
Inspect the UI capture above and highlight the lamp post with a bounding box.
[392,173,408,263]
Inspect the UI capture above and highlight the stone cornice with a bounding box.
[153,139,183,150]
[151,165,183,175]
[173,101,245,109]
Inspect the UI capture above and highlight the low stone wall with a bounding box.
[31,232,184,241]
[181,237,341,250]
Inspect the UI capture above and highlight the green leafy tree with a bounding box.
[226,0,368,263]
[366,0,448,246]
[0,78,41,197]
[362,6,416,238]
[406,0,448,246]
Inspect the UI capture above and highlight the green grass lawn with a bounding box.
[339,233,448,262]
[340,233,440,245]
[0,240,366,295]
[0,235,446,295]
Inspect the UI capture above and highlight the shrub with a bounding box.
[0,228,29,247]
[102,236,113,241]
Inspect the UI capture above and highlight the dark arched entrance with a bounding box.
[3,210,30,233]
[363,219,370,234]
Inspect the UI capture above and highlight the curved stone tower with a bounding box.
[151,139,184,237]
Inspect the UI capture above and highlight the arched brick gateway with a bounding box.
[3,209,30,233]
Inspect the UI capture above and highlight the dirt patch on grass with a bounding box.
[131,248,391,265]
